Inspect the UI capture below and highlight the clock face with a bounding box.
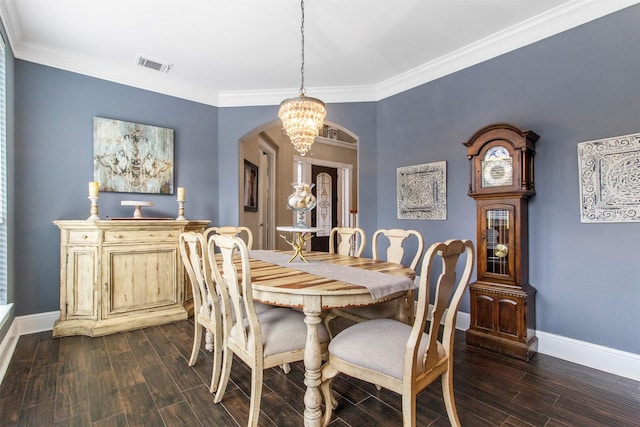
[482,146,513,188]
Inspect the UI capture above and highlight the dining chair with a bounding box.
[179,231,223,394]
[328,226,366,257]
[332,228,424,325]
[320,239,474,427]
[208,234,330,427]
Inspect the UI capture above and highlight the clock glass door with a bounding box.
[485,208,510,276]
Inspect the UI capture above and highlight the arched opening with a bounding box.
[239,120,358,250]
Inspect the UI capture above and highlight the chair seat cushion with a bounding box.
[328,318,443,380]
[233,307,330,357]
[340,300,399,319]
[254,301,276,314]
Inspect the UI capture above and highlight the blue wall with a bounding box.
[14,62,218,315]
[7,5,640,354]
[376,7,640,353]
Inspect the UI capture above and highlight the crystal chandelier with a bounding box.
[278,0,326,157]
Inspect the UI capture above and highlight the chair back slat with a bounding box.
[205,226,253,250]
[180,232,216,320]
[329,227,366,257]
[409,239,474,376]
[372,228,424,270]
[209,234,262,359]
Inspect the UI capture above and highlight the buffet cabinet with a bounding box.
[52,219,209,337]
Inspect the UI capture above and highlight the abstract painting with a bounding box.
[578,132,640,222]
[93,117,174,194]
[397,161,446,220]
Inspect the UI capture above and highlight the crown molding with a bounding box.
[1,0,638,107]
[375,0,640,100]
[217,84,378,107]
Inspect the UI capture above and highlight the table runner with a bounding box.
[249,250,415,300]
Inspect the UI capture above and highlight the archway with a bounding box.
[239,120,358,250]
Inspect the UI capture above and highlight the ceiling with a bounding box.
[0,0,636,107]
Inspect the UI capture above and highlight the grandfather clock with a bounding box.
[463,123,539,361]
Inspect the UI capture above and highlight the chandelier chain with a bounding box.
[299,0,306,95]
[278,0,325,157]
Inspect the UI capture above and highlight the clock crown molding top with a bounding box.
[464,123,540,157]
[464,123,540,197]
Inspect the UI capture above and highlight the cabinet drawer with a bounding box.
[68,230,100,244]
[104,229,179,243]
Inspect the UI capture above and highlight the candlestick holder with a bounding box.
[87,197,100,220]
[176,200,186,220]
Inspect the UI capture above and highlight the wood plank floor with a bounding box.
[0,317,638,426]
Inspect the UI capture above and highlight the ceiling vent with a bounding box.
[135,54,172,73]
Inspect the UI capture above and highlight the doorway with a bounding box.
[311,165,338,252]
[257,138,276,249]
[238,120,358,251]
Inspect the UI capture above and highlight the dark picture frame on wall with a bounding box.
[244,160,259,212]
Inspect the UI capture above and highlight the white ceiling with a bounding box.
[0,0,637,107]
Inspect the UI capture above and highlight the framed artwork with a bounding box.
[93,117,174,194]
[397,161,447,220]
[244,160,259,212]
[577,132,640,223]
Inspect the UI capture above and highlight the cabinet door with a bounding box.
[102,245,181,317]
[63,246,99,320]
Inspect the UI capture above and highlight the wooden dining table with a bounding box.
[247,250,416,427]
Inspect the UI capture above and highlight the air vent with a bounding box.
[135,55,172,73]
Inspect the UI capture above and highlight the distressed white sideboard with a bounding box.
[52,219,209,337]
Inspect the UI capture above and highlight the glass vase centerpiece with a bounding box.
[287,182,317,228]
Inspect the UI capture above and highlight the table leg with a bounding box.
[302,296,323,427]
[279,231,312,263]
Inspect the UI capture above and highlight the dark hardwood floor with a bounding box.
[0,317,638,426]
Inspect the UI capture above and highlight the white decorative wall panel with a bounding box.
[577,132,640,223]
[397,161,446,220]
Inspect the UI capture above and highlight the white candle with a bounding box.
[88,181,99,197]
[177,187,185,201]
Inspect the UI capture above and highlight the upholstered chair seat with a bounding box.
[327,318,444,380]
[231,307,329,357]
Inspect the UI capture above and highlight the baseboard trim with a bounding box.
[14,310,60,336]
[1,310,639,384]
[455,311,640,381]
[0,304,17,383]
